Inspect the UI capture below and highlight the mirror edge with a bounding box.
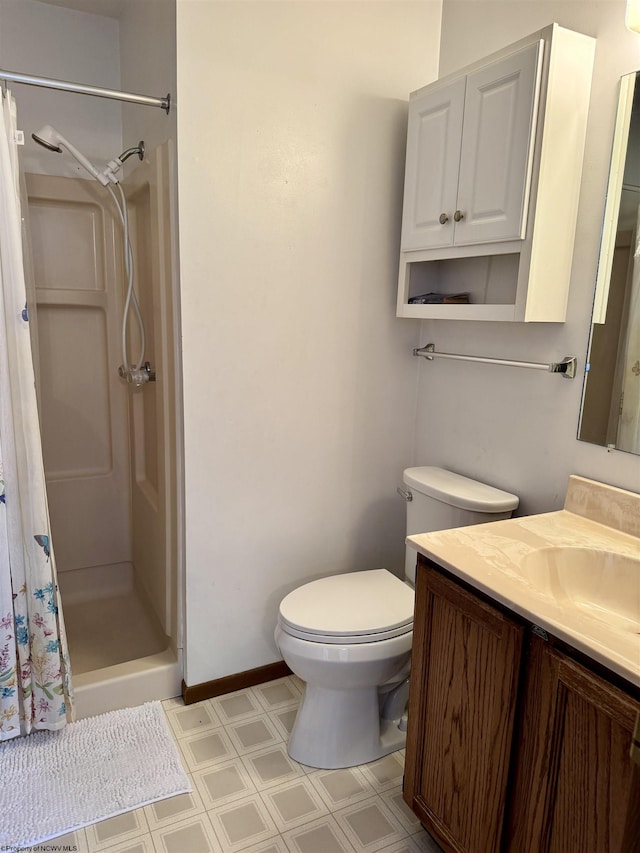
[592,71,636,324]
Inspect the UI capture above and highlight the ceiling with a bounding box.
[34,0,126,19]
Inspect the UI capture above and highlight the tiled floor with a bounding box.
[51,676,443,853]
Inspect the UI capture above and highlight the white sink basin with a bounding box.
[408,476,640,685]
[516,546,640,633]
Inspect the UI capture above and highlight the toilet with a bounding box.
[274,466,519,769]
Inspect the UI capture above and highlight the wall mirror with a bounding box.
[579,70,640,455]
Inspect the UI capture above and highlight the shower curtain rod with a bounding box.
[0,68,171,113]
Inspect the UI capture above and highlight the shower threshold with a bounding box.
[72,647,182,720]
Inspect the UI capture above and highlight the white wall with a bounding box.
[119,0,176,160]
[0,0,122,177]
[413,0,640,515]
[177,0,441,685]
[0,0,177,181]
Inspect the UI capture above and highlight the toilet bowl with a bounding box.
[275,569,413,769]
[275,467,519,769]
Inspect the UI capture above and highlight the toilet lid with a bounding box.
[279,569,414,643]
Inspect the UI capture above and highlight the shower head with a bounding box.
[32,124,112,186]
[31,127,62,153]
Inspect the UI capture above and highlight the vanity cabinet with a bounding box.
[506,634,640,853]
[403,561,524,853]
[404,556,640,853]
[397,24,595,322]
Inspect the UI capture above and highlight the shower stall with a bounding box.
[20,99,182,718]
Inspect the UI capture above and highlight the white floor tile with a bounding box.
[378,785,423,834]
[192,757,259,809]
[69,675,432,853]
[410,830,445,852]
[161,696,184,711]
[226,713,284,756]
[268,706,299,742]
[164,699,222,739]
[52,828,89,853]
[333,795,408,852]
[150,813,220,853]
[307,766,377,811]
[207,792,280,853]
[234,837,290,853]
[281,814,355,853]
[97,833,157,853]
[259,775,330,831]
[210,688,265,725]
[143,787,206,831]
[357,752,405,792]
[86,808,150,853]
[242,743,307,790]
[251,676,302,712]
[178,726,238,772]
[382,836,443,853]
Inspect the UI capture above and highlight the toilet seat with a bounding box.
[278,569,414,644]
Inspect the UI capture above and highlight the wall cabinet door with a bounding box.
[455,41,541,245]
[400,42,541,253]
[400,78,465,251]
[506,634,640,853]
[403,561,524,853]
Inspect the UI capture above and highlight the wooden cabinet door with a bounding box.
[454,41,542,246]
[506,634,640,853]
[404,560,524,853]
[400,78,465,251]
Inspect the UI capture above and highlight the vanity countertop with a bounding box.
[407,476,640,688]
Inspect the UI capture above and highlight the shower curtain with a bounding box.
[0,89,73,740]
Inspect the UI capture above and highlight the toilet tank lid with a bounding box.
[403,466,519,513]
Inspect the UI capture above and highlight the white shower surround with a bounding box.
[0,0,182,716]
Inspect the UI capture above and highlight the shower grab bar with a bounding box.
[0,68,171,113]
[413,343,577,379]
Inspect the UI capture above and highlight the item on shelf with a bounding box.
[408,292,470,304]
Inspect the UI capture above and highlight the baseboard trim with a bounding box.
[182,660,292,705]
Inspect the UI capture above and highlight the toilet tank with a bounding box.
[402,466,519,585]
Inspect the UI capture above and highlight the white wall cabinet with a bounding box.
[402,42,542,252]
[397,24,595,322]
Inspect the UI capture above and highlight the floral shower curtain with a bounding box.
[0,89,73,740]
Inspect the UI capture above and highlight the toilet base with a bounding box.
[287,684,407,769]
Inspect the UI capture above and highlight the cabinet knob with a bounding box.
[454,210,464,222]
[439,213,449,224]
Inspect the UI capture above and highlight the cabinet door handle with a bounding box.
[439,213,449,224]
[454,210,464,222]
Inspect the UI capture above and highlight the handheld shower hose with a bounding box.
[32,125,149,386]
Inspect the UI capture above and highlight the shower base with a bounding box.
[59,564,182,719]
[71,647,182,720]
